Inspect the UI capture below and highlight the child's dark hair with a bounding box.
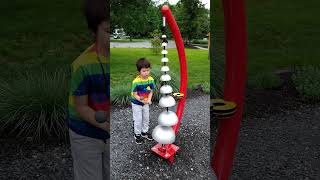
[84,0,109,34]
[136,58,151,72]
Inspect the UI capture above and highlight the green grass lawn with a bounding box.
[211,0,320,95]
[2,0,320,87]
[110,48,209,89]
[212,0,320,77]
[0,0,91,79]
[246,0,320,75]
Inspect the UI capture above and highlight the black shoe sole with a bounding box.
[141,135,153,141]
[134,135,143,144]
[135,141,143,145]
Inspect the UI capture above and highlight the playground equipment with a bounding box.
[151,5,187,163]
[211,99,237,119]
[211,0,247,179]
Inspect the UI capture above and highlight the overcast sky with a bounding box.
[157,0,210,9]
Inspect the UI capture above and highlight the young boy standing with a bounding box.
[131,58,155,144]
[68,0,110,179]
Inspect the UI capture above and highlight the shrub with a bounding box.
[191,82,210,94]
[0,68,69,142]
[292,66,320,101]
[150,37,162,54]
[203,82,210,94]
[150,29,162,54]
[248,72,282,90]
[111,83,131,106]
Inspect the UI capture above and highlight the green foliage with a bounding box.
[191,82,210,94]
[0,68,69,142]
[248,72,282,90]
[111,83,131,106]
[150,29,162,54]
[0,0,91,81]
[202,82,210,94]
[149,29,162,38]
[110,0,161,39]
[110,0,209,40]
[210,0,320,100]
[150,38,162,54]
[292,66,320,101]
[174,0,210,43]
[110,48,209,89]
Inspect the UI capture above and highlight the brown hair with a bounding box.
[84,0,109,34]
[136,58,151,72]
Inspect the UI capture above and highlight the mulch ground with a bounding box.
[211,71,320,179]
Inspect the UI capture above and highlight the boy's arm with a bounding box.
[133,92,145,103]
[71,65,109,133]
[75,95,110,133]
[147,91,153,103]
[147,79,155,103]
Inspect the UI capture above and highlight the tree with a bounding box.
[174,0,209,44]
[110,0,161,40]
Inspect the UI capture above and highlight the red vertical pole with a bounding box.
[212,0,247,179]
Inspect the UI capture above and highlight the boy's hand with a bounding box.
[137,96,146,104]
[98,121,110,133]
[142,99,147,104]
[143,99,151,105]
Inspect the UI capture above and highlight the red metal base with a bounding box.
[151,144,179,163]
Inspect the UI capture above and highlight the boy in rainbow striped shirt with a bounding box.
[131,58,155,144]
[68,0,109,179]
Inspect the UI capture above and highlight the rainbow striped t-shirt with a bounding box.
[131,75,155,106]
[68,44,110,140]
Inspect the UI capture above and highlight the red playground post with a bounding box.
[151,5,188,163]
[211,0,248,179]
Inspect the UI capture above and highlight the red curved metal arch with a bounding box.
[161,5,188,134]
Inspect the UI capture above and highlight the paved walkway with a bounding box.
[111,40,177,48]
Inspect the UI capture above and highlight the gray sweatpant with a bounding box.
[69,129,110,180]
[132,103,150,135]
